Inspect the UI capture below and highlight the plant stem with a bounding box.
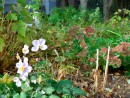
[95,49,99,93]
[103,46,110,93]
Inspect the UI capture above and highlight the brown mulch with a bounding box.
[66,69,130,98]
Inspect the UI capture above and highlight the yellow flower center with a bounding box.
[22,48,25,53]
[20,66,25,72]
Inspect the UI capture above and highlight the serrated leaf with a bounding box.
[62,88,70,94]
[11,22,18,32]
[18,27,26,37]
[47,79,57,88]
[21,82,33,92]
[70,87,86,96]
[13,93,20,98]
[34,92,43,98]
[18,21,26,37]
[20,92,26,98]
[19,21,25,26]
[44,87,55,94]
[57,80,73,89]
[6,13,17,21]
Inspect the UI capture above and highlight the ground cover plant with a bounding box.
[0,0,130,97]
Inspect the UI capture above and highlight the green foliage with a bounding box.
[13,92,27,98]
[48,7,98,27]
[0,1,130,97]
[0,0,3,12]
[0,0,44,72]
[48,79,86,97]
[0,73,18,97]
[59,8,130,72]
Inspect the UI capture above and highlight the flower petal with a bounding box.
[13,77,19,82]
[13,77,21,87]
[40,45,48,50]
[27,65,32,73]
[16,80,21,87]
[20,72,28,81]
[22,45,29,55]
[32,40,39,46]
[24,44,29,49]
[31,46,39,52]
[23,57,28,63]
[16,61,23,69]
[17,68,24,74]
[20,76,27,81]
[39,38,46,45]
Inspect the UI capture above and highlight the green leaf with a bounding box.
[44,86,55,94]
[18,21,26,37]
[18,27,26,37]
[13,93,20,98]
[17,0,26,6]
[19,21,25,27]
[6,13,17,21]
[0,0,3,12]
[20,9,33,23]
[17,34,31,45]
[56,80,73,94]
[21,82,32,92]
[0,38,5,52]
[11,22,18,32]
[70,87,86,96]
[34,92,43,98]
[57,80,73,89]
[49,95,60,98]
[62,88,70,94]
[20,92,26,98]
[107,30,121,37]
[62,94,72,98]
[47,79,57,88]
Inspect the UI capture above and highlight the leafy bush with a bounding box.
[0,0,45,72]
[60,9,130,73]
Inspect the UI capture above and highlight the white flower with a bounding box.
[13,77,21,87]
[16,57,32,81]
[22,45,29,55]
[31,38,48,52]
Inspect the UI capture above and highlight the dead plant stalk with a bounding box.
[95,49,99,92]
[103,46,110,93]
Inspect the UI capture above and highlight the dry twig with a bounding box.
[103,46,110,93]
[95,49,99,92]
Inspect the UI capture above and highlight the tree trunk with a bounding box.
[68,0,75,7]
[80,0,87,10]
[103,0,113,20]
